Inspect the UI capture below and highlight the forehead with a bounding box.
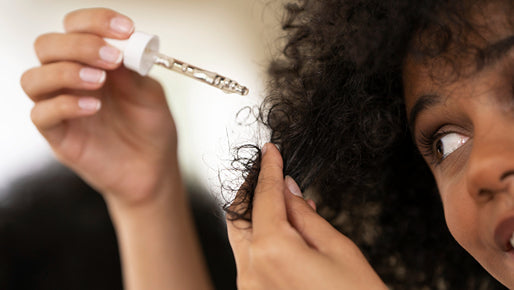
[403,1,514,114]
[403,49,514,121]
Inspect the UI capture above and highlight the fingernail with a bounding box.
[307,199,317,211]
[79,67,106,83]
[99,46,122,64]
[110,16,134,35]
[78,98,101,111]
[261,144,268,156]
[285,176,303,197]
[261,143,280,156]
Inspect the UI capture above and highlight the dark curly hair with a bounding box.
[225,0,511,289]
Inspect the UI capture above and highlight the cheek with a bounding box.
[437,176,480,251]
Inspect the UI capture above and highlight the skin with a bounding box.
[226,143,387,289]
[403,28,514,289]
[21,8,212,290]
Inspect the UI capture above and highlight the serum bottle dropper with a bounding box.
[108,31,249,96]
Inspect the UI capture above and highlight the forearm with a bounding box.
[105,173,212,290]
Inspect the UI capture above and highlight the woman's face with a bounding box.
[403,15,514,286]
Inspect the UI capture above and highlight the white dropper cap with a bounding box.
[106,31,160,76]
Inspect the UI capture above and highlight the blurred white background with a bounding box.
[0,0,284,195]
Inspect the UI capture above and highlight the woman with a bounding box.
[21,0,512,289]
[227,0,511,288]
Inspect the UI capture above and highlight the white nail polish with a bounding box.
[110,16,134,35]
[99,46,122,64]
[79,67,106,83]
[78,98,101,111]
[286,176,303,197]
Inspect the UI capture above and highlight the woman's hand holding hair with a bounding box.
[21,8,211,290]
[227,143,387,289]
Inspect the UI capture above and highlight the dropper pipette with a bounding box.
[107,31,249,96]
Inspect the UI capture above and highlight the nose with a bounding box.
[466,132,514,202]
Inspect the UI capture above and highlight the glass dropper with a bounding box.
[108,31,249,96]
[153,52,249,96]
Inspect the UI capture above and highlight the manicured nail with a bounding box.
[261,144,268,156]
[262,143,280,156]
[110,16,134,34]
[99,46,122,64]
[78,98,101,112]
[79,67,106,83]
[306,199,317,211]
[285,176,303,197]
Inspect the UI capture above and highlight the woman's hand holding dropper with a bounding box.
[21,8,211,290]
[21,8,175,205]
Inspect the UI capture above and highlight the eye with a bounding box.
[434,132,469,160]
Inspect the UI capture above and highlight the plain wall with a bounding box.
[0,0,285,196]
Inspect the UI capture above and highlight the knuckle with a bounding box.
[255,179,282,193]
[33,34,45,50]
[33,33,49,54]
[145,77,165,94]
[34,33,59,61]
[55,64,69,82]
[57,63,78,84]
[260,162,283,173]
[64,8,118,31]
[332,235,362,257]
[62,10,75,29]
[30,105,41,125]
[251,241,279,264]
[78,35,105,56]
[55,97,73,114]
[55,34,104,61]
[20,69,34,95]
[97,8,118,22]
[251,234,289,264]
[258,169,281,181]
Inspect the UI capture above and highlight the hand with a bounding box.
[227,143,388,289]
[21,8,178,205]
[21,9,213,289]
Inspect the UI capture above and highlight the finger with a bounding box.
[21,63,106,101]
[284,176,347,253]
[226,214,251,270]
[226,214,251,244]
[226,185,253,241]
[226,185,253,269]
[31,95,101,135]
[64,8,134,39]
[34,33,122,69]
[252,143,288,236]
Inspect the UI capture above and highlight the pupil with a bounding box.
[435,139,443,157]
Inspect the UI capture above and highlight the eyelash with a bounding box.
[417,128,451,165]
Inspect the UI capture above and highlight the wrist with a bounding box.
[101,168,213,290]
[103,173,188,222]
[103,163,187,225]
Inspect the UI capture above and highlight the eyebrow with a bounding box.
[479,35,514,68]
[408,94,442,131]
[408,35,514,131]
